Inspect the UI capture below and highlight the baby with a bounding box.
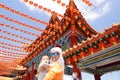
[36,55,50,80]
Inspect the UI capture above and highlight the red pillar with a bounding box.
[70,31,82,80]
[73,62,82,80]
[69,1,82,80]
[30,63,35,80]
[70,32,77,46]
[94,74,101,80]
[70,20,82,80]
[25,66,30,80]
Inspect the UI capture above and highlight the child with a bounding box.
[36,55,50,80]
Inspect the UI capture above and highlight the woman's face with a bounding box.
[50,50,60,62]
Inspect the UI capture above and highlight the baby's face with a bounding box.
[41,56,49,63]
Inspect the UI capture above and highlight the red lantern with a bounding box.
[34,3,38,7]
[88,3,92,6]
[57,0,61,4]
[38,6,42,9]
[9,18,13,22]
[74,14,78,19]
[98,42,105,50]
[89,47,94,54]
[79,51,85,58]
[0,3,4,8]
[24,0,28,2]
[86,30,89,35]
[85,1,89,4]
[10,8,15,13]
[66,58,72,65]
[90,33,94,37]
[0,14,3,18]
[110,36,118,44]
[15,10,19,14]
[0,23,4,26]
[82,26,86,31]
[61,3,65,7]
[29,1,33,5]
[82,0,86,2]
[72,55,79,62]
[73,9,77,13]
[5,6,9,10]
[47,9,51,12]
[43,7,47,11]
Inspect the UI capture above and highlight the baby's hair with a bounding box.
[40,54,49,60]
[40,54,50,64]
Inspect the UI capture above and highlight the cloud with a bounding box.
[19,0,110,21]
[19,0,69,16]
[19,0,36,11]
[84,0,111,21]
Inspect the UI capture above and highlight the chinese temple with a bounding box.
[0,0,120,80]
[20,0,120,80]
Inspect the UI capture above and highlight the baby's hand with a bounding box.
[44,65,50,71]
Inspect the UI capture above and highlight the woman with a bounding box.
[42,47,65,80]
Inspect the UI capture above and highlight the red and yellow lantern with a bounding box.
[57,0,61,4]
[79,51,85,58]
[81,26,86,31]
[24,0,28,2]
[89,47,95,55]
[0,3,4,8]
[72,55,79,62]
[66,57,72,65]
[110,36,118,45]
[98,42,106,50]
[61,3,65,7]
[29,1,33,5]
[34,3,38,7]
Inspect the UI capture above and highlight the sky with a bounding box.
[0,0,120,79]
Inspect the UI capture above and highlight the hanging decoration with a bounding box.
[0,14,44,32]
[66,57,72,65]
[82,0,92,7]
[72,55,79,62]
[0,29,33,42]
[0,3,48,25]
[1,23,39,37]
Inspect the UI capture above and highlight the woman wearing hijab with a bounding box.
[42,47,64,80]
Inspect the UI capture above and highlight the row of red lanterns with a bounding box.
[0,23,39,37]
[0,14,43,33]
[0,45,25,53]
[0,3,69,33]
[52,0,66,7]
[24,0,63,17]
[0,3,48,25]
[0,28,33,42]
[1,14,64,37]
[82,0,93,7]
[0,42,23,49]
[23,0,74,22]
[0,35,29,45]
[0,50,26,58]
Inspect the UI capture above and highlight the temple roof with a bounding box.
[20,0,119,65]
[63,22,120,63]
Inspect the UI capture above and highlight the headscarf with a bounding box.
[50,47,65,72]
